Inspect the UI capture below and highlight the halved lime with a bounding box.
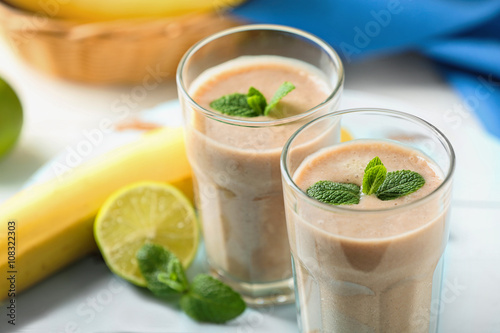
[0,77,23,159]
[94,182,199,286]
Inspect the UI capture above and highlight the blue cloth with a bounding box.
[231,0,500,138]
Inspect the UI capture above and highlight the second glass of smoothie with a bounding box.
[281,109,455,332]
[177,25,344,305]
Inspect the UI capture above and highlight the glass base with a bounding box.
[209,266,295,307]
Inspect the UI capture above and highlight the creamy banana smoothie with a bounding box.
[188,56,334,298]
[281,110,454,332]
[177,26,344,305]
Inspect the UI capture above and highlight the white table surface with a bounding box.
[1,38,500,333]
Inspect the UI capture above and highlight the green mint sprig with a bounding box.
[209,82,295,117]
[137,243,189,297]
[136,244,246,324]
[306,156,426,205]
[362,157,387,195]
[180,274,247,324]
[306,181,360,205]
[375,170,425,201]
[247,87,267,115]
[209,93,258,117]
[264,81,295,115]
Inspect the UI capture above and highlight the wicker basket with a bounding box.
[0,1,240,84]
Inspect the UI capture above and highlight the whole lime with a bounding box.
[0,77,23,159]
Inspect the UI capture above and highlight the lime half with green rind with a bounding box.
[0,77,23,159]
[94,182,199,286]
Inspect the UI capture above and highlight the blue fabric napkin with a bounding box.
[231,0,500,138]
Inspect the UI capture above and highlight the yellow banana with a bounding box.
[0,127,192,299]
[5,0,245,21]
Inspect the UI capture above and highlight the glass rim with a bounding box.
[176,24,344,128]
[280,108,456,214]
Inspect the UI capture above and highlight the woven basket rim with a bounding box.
[0,0,241,84]
[0,0,224,37]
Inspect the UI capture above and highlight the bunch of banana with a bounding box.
[5,0,245,21]
[0,127,192,299]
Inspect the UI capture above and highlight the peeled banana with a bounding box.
[0,127,192,299]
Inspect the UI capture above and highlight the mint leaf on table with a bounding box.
[136,244,246,324]
[210,82,295,117]
[376,170,425,201]
[264,81,295,116]
[307,181,360,205]
[180,274,246,324]
[209,93,260,117]
[362,157,387,195]
[156,258,189,293]
[137,243,189,297]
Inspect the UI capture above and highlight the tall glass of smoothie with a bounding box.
[281,109,455,332]
[177,25,344,305]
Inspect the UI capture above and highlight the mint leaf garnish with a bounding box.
[376,170,425,201]
[363,165,387,195]
[364,156,383,172]
[264,81,295,116]
[180,274,246,324]
[210,82,295,117]
[136,244,246,324]
[137,243,189,298]
[209,93,259,117]
[362,157,387,195]
[247,87,267,115]
[305,156,427,205]
[307,181,360,205]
